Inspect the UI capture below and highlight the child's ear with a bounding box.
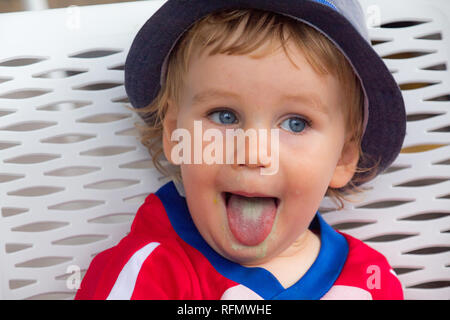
[162,99,178,165]
[329,139,360,189]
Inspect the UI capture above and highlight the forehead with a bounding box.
[183,43,343,115]
[193,27,302,71]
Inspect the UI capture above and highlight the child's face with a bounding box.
[163,41,358,265]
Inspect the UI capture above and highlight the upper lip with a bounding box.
[226,190,275,198]
[222,191,280,206]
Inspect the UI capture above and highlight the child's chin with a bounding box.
[213,235,278,266]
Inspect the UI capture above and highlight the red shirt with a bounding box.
[76,181,403,300]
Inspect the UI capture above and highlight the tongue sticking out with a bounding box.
[226,194,277,246]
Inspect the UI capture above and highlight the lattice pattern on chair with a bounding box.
[0,0,449,300]
[324,0,450,300]
[0,1,169,300]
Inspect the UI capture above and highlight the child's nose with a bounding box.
[228,130,273,171]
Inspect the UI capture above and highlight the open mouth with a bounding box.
[221,191,280,246]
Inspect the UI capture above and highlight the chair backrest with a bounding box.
[0,0,449,300]
[323,0,450,300]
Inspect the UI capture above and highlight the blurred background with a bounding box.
[0,0,141,13]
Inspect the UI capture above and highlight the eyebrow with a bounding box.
[192,88,328,114]
[281,93,329,115]
[192,89,240,105]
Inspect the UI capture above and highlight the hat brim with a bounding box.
[124,0,406,183]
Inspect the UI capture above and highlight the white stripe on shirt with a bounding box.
[106,242,160,300]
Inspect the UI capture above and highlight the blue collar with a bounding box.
[156,181,348,300]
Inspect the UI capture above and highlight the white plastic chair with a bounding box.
[0,0,449,300]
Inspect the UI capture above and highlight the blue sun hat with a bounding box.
[124,0,406,183]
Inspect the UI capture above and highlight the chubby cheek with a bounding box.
[277,139,340,217]
[180,163,226,240]
[180,163,220,211]
[181,162,213,187]
[275,186,322,243]
[287,157,335,201]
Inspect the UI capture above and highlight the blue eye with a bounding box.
[280,117,308,133]
[208,110,238,125]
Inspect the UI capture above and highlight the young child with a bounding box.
[75,0,406,300]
